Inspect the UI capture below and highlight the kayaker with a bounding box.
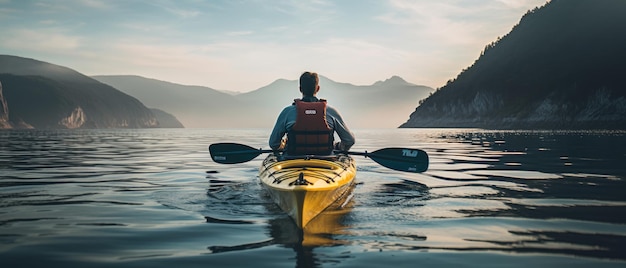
[269,71,355,155]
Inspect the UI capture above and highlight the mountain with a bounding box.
[94,75,433,128]
[400,0,626,129]
[150,108,184,128]
[92,75,235,128]
[0,55,182,129]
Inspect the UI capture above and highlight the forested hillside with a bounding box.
[401,0,626,129]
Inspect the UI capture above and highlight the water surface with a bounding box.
[1,128,625,267]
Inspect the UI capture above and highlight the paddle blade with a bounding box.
[209,143,264,164]
[368,148,429,173]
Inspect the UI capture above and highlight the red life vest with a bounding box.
[286,99,334,155]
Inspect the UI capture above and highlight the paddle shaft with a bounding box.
[210,143,428,173]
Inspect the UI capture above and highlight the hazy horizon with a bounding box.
[92,74,434,129]
[0,0,547,92]
[91,73,421,93]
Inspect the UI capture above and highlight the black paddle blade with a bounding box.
[209,143,264,164]
[368,148,429,173]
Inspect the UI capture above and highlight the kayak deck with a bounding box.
[259,154,356,228]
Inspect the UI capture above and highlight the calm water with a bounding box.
[1,128,625,267]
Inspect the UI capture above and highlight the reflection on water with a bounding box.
[0,129,625,267]
[205,176,356,267]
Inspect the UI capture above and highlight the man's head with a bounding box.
[299,72,320,97]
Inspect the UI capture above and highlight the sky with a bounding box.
[0,0,548,92]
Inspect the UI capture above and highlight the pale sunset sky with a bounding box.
[0,0,547,92]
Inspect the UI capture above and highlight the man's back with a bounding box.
[269,100,354,152]
[268,72,355,152]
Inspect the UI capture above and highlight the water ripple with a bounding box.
[1,129,625,266]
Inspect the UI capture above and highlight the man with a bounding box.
[269,72,355,155]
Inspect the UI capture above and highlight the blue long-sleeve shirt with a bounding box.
[269,98,355,152]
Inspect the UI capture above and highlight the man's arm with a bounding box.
[269,107,291,150]
[327,107,355,151]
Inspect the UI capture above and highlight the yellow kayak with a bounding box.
[210,142,427,228]
[259,154,356,228]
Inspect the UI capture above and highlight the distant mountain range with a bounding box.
[0,54,432,129]
[93,75,434,128]
[401,0,626,129]
[0,55,183,129]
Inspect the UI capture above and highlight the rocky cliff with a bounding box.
[150,108,184,128]
[0,81,10,128]
[400,0,626,129]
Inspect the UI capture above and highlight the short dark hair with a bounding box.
[299,72,319,96]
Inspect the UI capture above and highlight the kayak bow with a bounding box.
[258,154,356,228]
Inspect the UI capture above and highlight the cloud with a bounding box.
[84,40,259,89]
[496,0,545,9]
[161,7,201,19]
[304,38,412,82]
[1,29,82,52]
[227,31,254,36]
[77,0,110,9]
[145,1,202,19]
[379,0,546,45]
[270,0,334,14]
[83,35,414,90]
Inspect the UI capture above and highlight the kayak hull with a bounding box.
[259,154,356,228]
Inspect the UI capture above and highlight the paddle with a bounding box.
[208,143,273,164]
[209,143,429,173]
[346,148,429,173]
